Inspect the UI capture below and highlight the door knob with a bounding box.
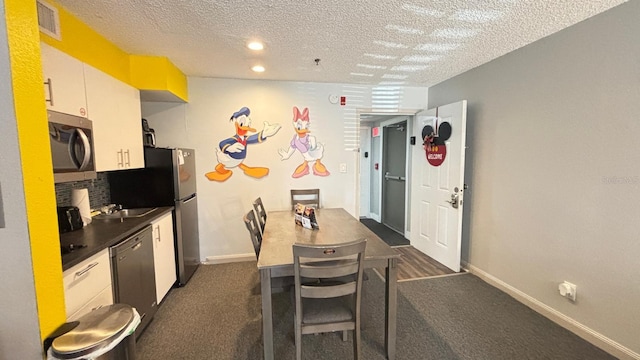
[446,193,459,209]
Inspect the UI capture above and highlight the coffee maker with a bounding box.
[142,118,156,147]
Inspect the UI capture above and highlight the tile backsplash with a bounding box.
[55,172,111,210]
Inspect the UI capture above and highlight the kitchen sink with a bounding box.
[93,207,157,220]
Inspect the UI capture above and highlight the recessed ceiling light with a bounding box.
[247,42,264,50]
[252,65,265,73]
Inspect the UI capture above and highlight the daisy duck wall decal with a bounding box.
[205,107,281,182]
[278,106,330,178]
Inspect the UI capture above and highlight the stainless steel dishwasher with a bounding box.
[110,225,157,339]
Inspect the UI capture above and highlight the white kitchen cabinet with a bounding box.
[84,63,144,172]
[63,249,113,321]
[40,42,88,117]
[67,286,113,322]
[151,212,176,304]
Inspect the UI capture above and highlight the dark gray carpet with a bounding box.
[136,262,616,360]
[360,218,410,247]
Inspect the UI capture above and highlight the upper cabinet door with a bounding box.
[40,42,88,117]
[118,82,144,169]
[84,64,143,171]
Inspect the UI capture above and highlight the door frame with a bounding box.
[358,125,372,218]
[355,109,419,239]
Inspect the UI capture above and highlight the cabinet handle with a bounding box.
[124,149,131,167]
[155,225,161,242]
[75,262,98,278]
[44,78,54,105]
[117,149,124,168]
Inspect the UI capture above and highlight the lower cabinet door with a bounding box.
[152,212,177,304]
[63,249,112,318]
[67,285,113,321]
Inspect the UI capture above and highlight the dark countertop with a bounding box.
[60,206,173,271]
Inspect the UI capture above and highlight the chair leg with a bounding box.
[295,325,302,360]
[354,328,361,360]
[342,330,348,342]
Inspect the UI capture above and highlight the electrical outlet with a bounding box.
[558,281,577,301]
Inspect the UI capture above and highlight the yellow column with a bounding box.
[6,0,66,342]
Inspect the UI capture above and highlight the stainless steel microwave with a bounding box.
[48,110,97,183]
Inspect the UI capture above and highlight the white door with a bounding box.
[410,101,467,271]
[381,121,407,233]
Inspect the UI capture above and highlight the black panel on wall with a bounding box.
[55,172,111,209]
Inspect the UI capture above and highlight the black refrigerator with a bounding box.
[109,147,200,286]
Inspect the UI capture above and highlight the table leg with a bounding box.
[260,268,274,360]
[385,258,398,360]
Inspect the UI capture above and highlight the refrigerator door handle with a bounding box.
[183,194,197,203]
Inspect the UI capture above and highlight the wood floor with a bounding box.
[375,245,460,282]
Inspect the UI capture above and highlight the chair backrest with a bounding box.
[243,210,262,259]
[293,238,367,316]
[252,197,267,233]
[290,189,320,210]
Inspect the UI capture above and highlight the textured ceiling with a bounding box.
[54,0,627,87]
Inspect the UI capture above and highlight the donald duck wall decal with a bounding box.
[278,106,330,178]
[205,107,281,182]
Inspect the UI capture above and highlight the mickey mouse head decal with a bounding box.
[422,120,452,166]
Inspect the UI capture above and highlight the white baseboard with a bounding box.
[203,253,255,264]
[464,262,639,360]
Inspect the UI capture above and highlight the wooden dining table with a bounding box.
[257,208,400,360]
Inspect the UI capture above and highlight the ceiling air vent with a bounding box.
[37,0,61,40]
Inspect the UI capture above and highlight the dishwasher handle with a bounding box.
[110,226,152,257]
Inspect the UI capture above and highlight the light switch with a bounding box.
[339,163,347,173]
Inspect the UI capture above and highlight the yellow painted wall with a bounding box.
[4,0,189,346]
[39,0,131,85]
[40,0,188,101]
[6,0,66,342]
[130,55,189,102]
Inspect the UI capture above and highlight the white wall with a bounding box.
[143,78,427,260]
[429,1,639,357]
[0,2,43,357]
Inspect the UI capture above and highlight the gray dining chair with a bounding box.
[242,210,262,258]
[252,197,267,233]
[293,239,367,360]
[290,189,320,210]
[244,209,303,292]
